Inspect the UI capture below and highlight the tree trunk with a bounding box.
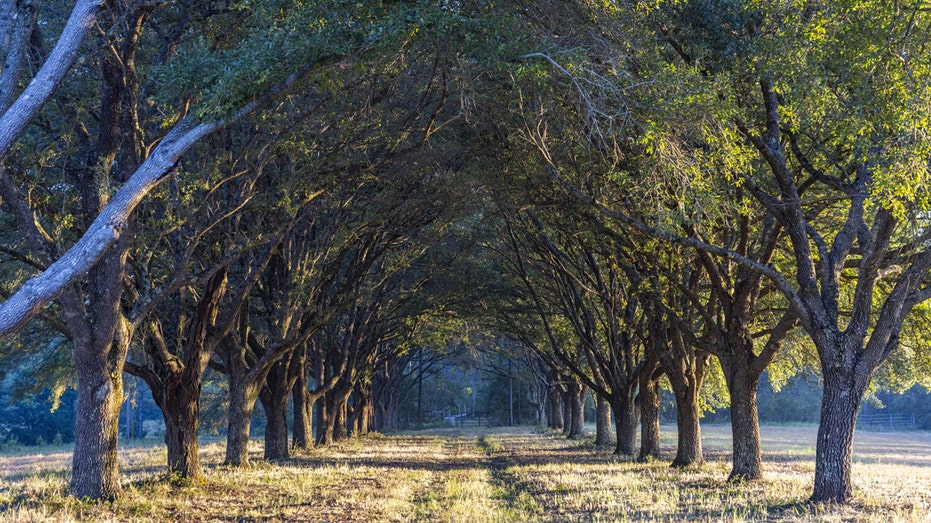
[561,386,572,435]
[290,344,311,449]
[317,385,351,445]
[68,244,132,499]
[725,363,762,481]
[357,402,371,435]
[655,324,708,468]
[811,369,864,503]
[260,390,290,461]
[260,362,292,461]
[595,395,612,446]
[292,380,312,449]
[373,387,397,432]
[333,397,349,441]
[567,382,586,439]
[638,369,662,461]
[315,394,333,446]
[348,383,371,437]
[611,389,639,456]
[548,386,564,431]
[155,382,202,480]
[70,347,124,500]
[671,384,703,468]
[225,362,259,467]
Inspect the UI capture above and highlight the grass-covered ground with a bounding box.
[1,424,930,522]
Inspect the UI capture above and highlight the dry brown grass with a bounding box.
[0,424,929,522]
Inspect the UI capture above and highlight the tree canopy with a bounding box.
[1,0,930,507]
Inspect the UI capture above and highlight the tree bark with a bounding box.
[292,379,312,449]
[157,384,201,480]
[567,381,586,439]
[671,383,703,468]
[654,318,708,468]
[356,402,371,435]
[333,397,349,441]
[224,345,260,467]
[260,393,290,461]
[349,383,372,437]
[260,361,293,461]
[315,379,352,446]
[548,385,564,431]
[638,362,662,461]
[132,266,228,479]
[226,383,259,467]
[315,394,333,446]
[70,336,125,500]
[595,395,612,446]
[811,368,864,502]
[68,227,133,499]
[724,361,762,481]
[610,389,639,456]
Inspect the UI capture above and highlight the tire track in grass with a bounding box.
[408,434,511,522]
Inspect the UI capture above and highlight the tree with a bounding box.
[643,0,931,501]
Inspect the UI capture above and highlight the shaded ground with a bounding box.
[0,425,929,521]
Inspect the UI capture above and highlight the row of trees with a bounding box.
[0,0,508,499]
[477,0,931,504]
[1,0,930,507]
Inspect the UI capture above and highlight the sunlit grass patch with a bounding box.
[474,425,931,522]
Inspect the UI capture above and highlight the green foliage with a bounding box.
[154,0,522,121]
[697,357,729,414]
[0,388,77,446]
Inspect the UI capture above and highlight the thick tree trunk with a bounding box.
[611,389,639,456]
[68,240,132,499]
[70,350,123,499]
[638,364,662,461]
[561,387,572,435]
[317,385,351,445]
[373,387,397,432]
[567,382,586,439]
[292,380,312,449]
[655,324,708,468]
[549,386,564,431]
[225,365,259,466]
[333,398,349,441]
[725,364,762,481]
[811,370,864,503]
[260,390,290,460]
[157,384,202,480]
[260,363,292,460]
[356,402,371,435]
[671,385,703,468]
[315,394,333,446]
[595,395,612,446]
[348,383,371,437]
